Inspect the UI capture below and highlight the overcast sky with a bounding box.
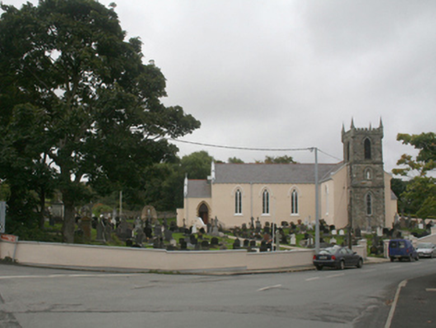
[4,0,436,173]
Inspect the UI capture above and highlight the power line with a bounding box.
[169,138,342,161]
[169,138,310,152]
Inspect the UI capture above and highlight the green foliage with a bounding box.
[180,151,214,179]
[0,0,200,242]
[393,132,436,219]
[256,155,296,164]
[228,157,244,164]
[92,203,113,218]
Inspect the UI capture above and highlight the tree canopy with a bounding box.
[0,0,200,242]
[393,132,436,219]
[256,155,296,164]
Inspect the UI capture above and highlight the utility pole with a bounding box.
[313,147,320,254]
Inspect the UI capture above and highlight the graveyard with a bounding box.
[41,211,433,256]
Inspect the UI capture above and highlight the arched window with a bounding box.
[235,189,242,214]
[366,193,372,215]
[364,138,371,160]
[291,189,298,215]
[262,189,269,214]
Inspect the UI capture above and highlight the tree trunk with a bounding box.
[62,198,76,243]
[39,190,46,230]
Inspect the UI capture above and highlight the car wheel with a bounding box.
[315,265,323,271]
[409,255,414,262]
[356,258,363,269]
[431,253,434,259]
[390,257,394,262]
[338,260,345,270]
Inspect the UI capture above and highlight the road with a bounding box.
[0,259,435,328]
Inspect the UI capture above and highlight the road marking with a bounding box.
[326,273,344,279]
[390,265,402,269]
[305,277,320,281]
[426,288,436,292]
[257,284,282,292]
[385,279,407,328]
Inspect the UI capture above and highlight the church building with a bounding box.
[176,120,398,231]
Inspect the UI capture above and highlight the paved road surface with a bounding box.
[0,258,435,328]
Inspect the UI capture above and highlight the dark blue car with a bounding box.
[389,239,419,262]
[313,246,363,270]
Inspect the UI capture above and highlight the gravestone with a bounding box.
[154,223,162,238]
[144,225,153,239]
[201,240,209,249]
[153,237,164,249]
[260,240,268,252]
[264,227,270,235]
[290,234,296,246]
[164,229,173,242]
[189,234,198,245]
[126,239,133,247]
[96,219,105,242]
[233,238,241,249]
[135,230,145,245]
[255,218,261,233]
[180,239,187,250]
[116,219,130,240]
[249,240,256,247]
[330,237,337,245]
[331,229,337,236]
[211,237,219,246]
[104,224,113,242]
[250,217,255,230]
[243,239,250,248]
[339,230,344,236]
[169,221,178,232]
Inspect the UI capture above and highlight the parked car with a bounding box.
[388,239,419,262]
[416,243,436,258]
[313,246,363,270]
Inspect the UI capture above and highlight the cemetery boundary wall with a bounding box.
[0,240,365,273]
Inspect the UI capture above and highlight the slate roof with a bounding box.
[214,162,344,184]
[187,180,211,198]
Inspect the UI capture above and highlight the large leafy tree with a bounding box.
[393,132,436,219]
[0,0,200,242]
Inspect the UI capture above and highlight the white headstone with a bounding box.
[330,237,337,245]
[419,223,424,229]
[377,227,383,236]
[332,229,337,235]
[290,234,296,246]
[339,230,344,236]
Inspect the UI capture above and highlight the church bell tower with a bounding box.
[341,119,385,231]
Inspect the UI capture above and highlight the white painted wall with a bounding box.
[0,240,366,273]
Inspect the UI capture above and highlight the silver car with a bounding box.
[416,243,436,258]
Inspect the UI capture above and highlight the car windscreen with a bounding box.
[319,248,337,255]
[417,243,432,249]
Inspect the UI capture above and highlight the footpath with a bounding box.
[388,273,436,328]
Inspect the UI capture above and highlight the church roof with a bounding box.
[187,180,211,198]
[214,162,344,184]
